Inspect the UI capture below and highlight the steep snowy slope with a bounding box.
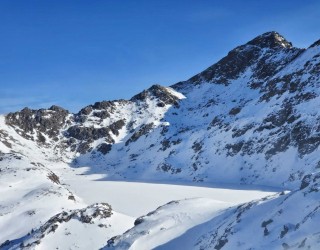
[0,110,273,250]
[0,117,134,249]
[0,153,80,245]
[104,198,231,250]
[107,174,320,250]
[1,31,320,249]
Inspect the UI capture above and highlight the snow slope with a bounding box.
[3,32,316,189]
[106,174,320,250]
[104,198,230,250]
[161,174,320,250]
[0,116,277,249]
[1,31,320,249]
[0,153,82,244]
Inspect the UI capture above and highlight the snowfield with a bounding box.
[1,31,320,249]
[60,166,278,217]
[0,156,278,249]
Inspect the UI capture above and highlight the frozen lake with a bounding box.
[62,167,279,217]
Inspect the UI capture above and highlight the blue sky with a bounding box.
[0,0,319,113]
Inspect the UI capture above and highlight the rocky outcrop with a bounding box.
[125,123,154,146]
[174,32,303,87]
[2,31,320,188]
[97,143,112,155]
[131,84,180,106]
[66,126,114,142]
[5,105,69,142]
[77,100,129,121]
[65,119,125,154]
[3,203,113,249]
[1,31,320,250]
[247,31,293,49]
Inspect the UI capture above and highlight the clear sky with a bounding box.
[0,0,319,114]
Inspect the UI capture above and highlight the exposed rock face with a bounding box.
[1,31,320,188]
[309,39,320,48]
[39,203,112,231]
[1,31,320,250]
[65,119,125,154]
[67,126,114,142]
[5,105,69,142]
[125,123,154,146]
[97,143,112,155]
[131,84,180,107]
[247,31,293,49]
[77,100,129,121]
[174,32,303,87]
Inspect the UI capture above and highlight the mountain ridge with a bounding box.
[3,31,320,189]
[1,31,320,249]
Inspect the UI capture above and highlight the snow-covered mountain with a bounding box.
[107,174,320,250]
[1,31,320,249]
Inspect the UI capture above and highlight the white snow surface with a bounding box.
[0,113,277,249]
[62,167,277,217]
[1,32,320,249]
[104,198,229,250]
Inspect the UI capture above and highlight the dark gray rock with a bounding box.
[247,31,292,49]
[229,107,241,116]
[125,123,154,146]
[232,124,254,138]
[174,33,301,88]
[77,141,93,154]
[78,106,93,115]
[265,133,291,158]
[309,39,320,48]
[66,126,113,142]
[131,85,180,106]
[157,163,181,174]
[291,122,320,157]
[65,119,125,154]
[97,143,112,155]
[109,119,126,136]
[76,100,129,122]
[5,106,69,141]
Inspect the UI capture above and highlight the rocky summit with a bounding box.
[1,31,320,249]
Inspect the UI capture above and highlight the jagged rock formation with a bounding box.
[130,84,180,106]
[106,174,320,250]
[174,32,302,86]
[1,31,320,249]
[5,105,70,143]
[2,32,320,189]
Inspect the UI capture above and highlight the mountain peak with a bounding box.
[173,31,300,87]
[130,84,180,106]
[247,31,293,49]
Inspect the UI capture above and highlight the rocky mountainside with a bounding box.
[4,31,320,188]
[1,31,320,249]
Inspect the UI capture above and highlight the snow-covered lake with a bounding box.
[61,167,279,217]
